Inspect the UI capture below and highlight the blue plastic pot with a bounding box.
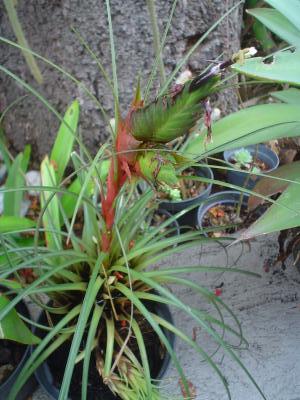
[223,144,279,189]
[159,165,214,227]
[197,191,249,236]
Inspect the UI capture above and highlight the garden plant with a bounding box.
[1,0,300,399]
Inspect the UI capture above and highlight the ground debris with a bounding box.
[179,378,197,399]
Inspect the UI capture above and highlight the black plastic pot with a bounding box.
[0,301,37,400]
[159,165,214,227]
[34,300,175,400]
[223,144,279,189]
[152,208,181,237]
[197,190,249,236]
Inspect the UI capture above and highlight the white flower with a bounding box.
[109,118,116,133]
[175,70,192,85]
[211,108,221,121]
[26,170,41,196]
[245,47,257,58]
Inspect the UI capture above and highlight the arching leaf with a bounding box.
[232,50,300,86]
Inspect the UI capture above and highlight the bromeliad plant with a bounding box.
[0,50,270,399]
[1,0,300,399]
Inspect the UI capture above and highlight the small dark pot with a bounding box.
[197,191,249,236]
[152,209,181,237]
[223,144,279,189]
[34,300,175,400]
[0,301,37,400]
[159,165,214,227]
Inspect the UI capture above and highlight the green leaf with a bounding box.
[3,0,43,84]
[81,304,103,400]
[252,19,276,51]
[8,305,81,400]
[184,103,300,157]
[21,144,31,172]
[70,153,100,255]
[40,156,62,251]
[116,283,191,398]
[0,216,35,233]
[271,88,300,104]
[60,178,82,220]
[232,50,300,86]
[264,0,300,31]
[50,100,79,184]
[0,125,12,171]
[248,8,300,47]
[246,0,259,7]
[103,317,115,378]
[58,258,104,400]
[3,147,30,216]
[0,279,22,290]
[0,295,40,344]
[130,317,152,398]
[105,0,119,131]
[238,179,300,241]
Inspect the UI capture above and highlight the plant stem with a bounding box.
[236,144,259,219]
[146,0,166,86]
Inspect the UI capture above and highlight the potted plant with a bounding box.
[1,0,300,397]
[150,208,180,238]
[158,164,214,227]
[223,144,279,189]
[139,164,214,228]
[0,51,270,399]
[197,190,269,237]
[197,191,249,237]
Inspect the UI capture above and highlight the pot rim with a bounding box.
[197,190,250,234]
[223,144,279,174]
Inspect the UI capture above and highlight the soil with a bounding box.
[152,211,179,237]
[40,302,167,400]
[202,202,268,237]
[229,156,269,172]
[178,168,207,200]
[0,339,26,386]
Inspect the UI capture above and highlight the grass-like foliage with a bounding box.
[1,0,300,399]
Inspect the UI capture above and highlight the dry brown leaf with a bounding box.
[279,149,297,165]
[248,161,300,210]
[179,378,197,399]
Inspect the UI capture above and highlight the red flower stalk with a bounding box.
[100,100,143,252]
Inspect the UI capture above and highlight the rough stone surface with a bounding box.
[0,0,242,160]
[31,234,300,399]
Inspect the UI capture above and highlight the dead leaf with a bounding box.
[179,378,197,399]
[209,206,225,218]
[279,149,297,165]
[248,161,300,210]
